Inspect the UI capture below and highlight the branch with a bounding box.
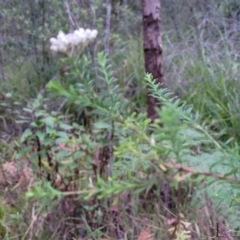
[104,0,112,56]
[165,159,240,183]
[63,0,76,31]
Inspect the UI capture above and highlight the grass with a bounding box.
[112,29,240,147]
[159,24,240,145]
[0,56,58,100]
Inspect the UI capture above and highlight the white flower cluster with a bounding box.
[50,28,98,53]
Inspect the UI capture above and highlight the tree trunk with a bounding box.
[142,0,164,121]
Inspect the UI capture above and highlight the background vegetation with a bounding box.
[0,0,240,239]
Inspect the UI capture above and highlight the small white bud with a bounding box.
[57,31,70,46]
[50,45,58,52]
[91,30,98,38]
[74,30,86,43]
[85,29,92,39]
[88,29,98,40]
[57,42,68,53]
[78,28,85,34]
[73,30,79,35]
[57,30,65,40]
[65,33,74,46]
[73,36,80,46]
[50,37,58,45]
[150,137,155,146]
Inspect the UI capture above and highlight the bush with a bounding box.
[0,50,239,239]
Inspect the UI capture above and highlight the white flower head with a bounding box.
[50,27,98,54]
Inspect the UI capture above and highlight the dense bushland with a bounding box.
[1,0,240,239]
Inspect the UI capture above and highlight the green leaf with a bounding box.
[35,111,45,118]
[32,99,41,109]
[44,137,53,145]
[94,122,111,130]
[20,129,32,142]
[41,116,56,128]
[59,123,73,130]
[36,131,45,142]
[55,137,68,144]
[56,131,69,139]
[46,127,56,135]
[72,151,85,160]
[31,121,42,127]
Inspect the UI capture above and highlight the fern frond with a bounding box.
[145,73,194,124]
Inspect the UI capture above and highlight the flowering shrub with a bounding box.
[50,28,98,54]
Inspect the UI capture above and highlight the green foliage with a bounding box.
[165,47,240,145]
[0,204,6,239]
[2,0,240,239]
[9,52,240,237]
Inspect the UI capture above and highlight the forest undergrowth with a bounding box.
[1,52,240,239]
[1,1,240,240]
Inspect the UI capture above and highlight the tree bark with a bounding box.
[142,0,164,121]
